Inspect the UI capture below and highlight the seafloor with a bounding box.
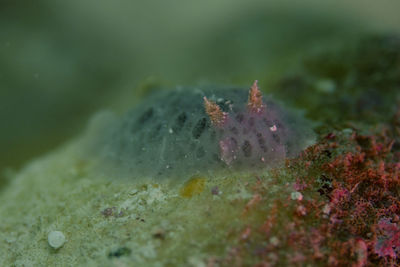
[1,35,400,266]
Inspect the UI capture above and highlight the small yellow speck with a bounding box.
[180,176,206,198]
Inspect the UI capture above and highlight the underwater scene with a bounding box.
[1,1,400,266]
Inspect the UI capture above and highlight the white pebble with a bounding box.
[48,231,66,249]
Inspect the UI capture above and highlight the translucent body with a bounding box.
[90,86,314,178]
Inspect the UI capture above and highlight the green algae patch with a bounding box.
[0,134,286,266]
[179,176,206,198]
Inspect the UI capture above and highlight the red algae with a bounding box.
[212,124,400,266]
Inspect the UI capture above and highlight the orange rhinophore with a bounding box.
[247,80,265,113]
[203,97,227,127]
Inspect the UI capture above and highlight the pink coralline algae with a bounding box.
[374,218,400,258]
[204,80,304,167]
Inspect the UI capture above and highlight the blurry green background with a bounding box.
[1,0,400,179]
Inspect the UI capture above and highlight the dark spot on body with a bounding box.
[192,118,208,139]
[235,113,244,123]
[256,132,268,152]
[173,112,187,133]
[242,140,252,157]
[138,108,154,124]
[272,133,281,144]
